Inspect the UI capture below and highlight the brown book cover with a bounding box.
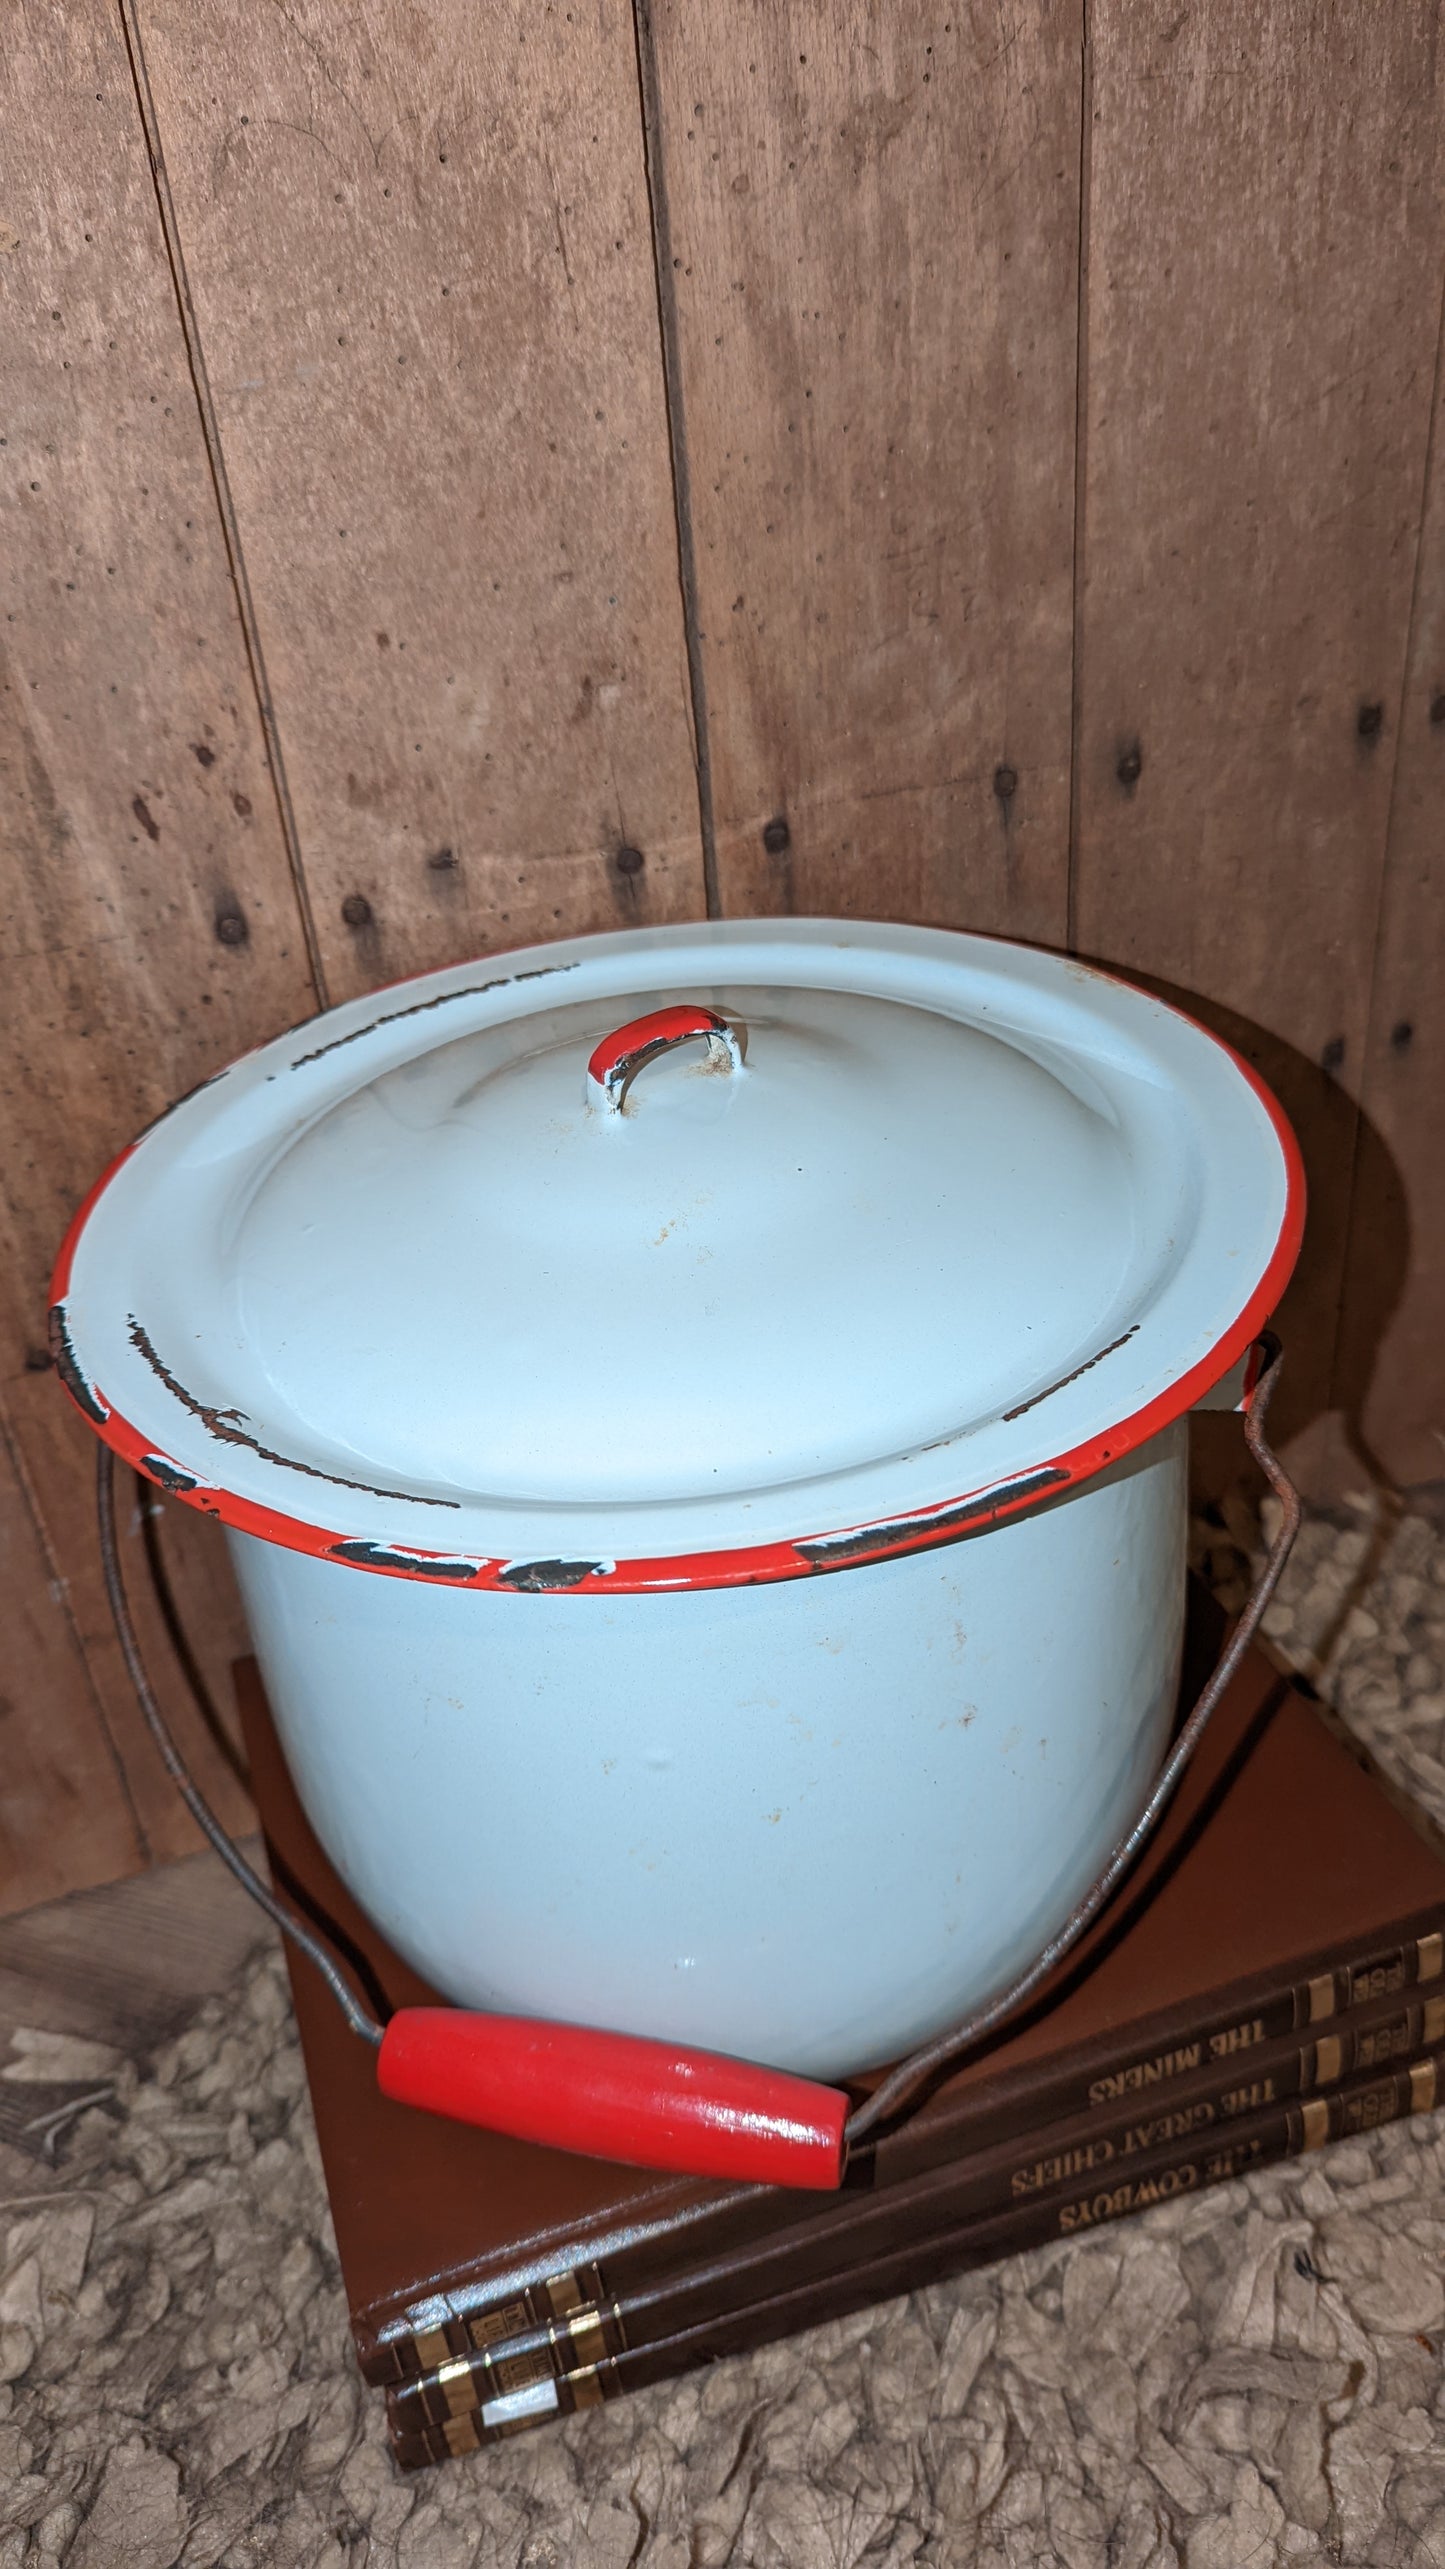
[234,1591,1445,2391]
[388,2045,1445,2468]
[385,1974,1445,2445]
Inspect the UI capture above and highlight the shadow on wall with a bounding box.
[1078,965,1409,1509]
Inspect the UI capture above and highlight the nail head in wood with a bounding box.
[341,893,374,929]
[993,764,1018,802]
[762,816,791,856]
[614,845,646,877]
[1115,741,1143,789]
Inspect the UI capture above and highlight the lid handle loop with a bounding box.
[585,1004,743,1115]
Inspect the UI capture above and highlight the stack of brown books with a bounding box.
[235,1592,1445,2473]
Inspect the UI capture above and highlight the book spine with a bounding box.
[375,2263,610,2390]
[1006,1982,1445,2204]
[870,1913,1445,2189]
[364,1910,1444,2385]
[386,2011,1445,2446]
[388,2047,1443,2468]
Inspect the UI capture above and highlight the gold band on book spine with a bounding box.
[436,2356,481,2419]
[1419,1932,1444,1984]
[1299,2096,1330,2150]
[1307,1973,1337,2025]
[1313,2034,1342,2085]
[1410,2058,1438,2115]
[563,2305,614,2369]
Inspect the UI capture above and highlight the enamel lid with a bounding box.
[52,920,1303,1591]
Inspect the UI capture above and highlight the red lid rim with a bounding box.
[48,951,1306,1596]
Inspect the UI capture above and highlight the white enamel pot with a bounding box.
[56,921,1304,2183]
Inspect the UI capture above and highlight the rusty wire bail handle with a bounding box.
[846,1332,1301,2145]
[97,1335,1300,2186]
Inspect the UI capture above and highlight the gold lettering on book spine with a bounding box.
[1011,2135,1115,2197]
[1340,2075,1406,2135]
[1351,1953,1408,2006]
[469,2296,532,2354]
[1087,2042,1204,2107]
[492,2345,553,2396]
[1219,2075,1275,2118]
[1209,2018,1265,2060]
[1056,2162,1200,2233]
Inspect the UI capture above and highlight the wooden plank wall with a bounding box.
[3,0,1443,1911]
[1072,0,1445,1479]
[639,1,1082,938]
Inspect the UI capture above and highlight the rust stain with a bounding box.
[498,1556,614,1592]
[287,960,580,1071]
[140,1452,201,1494]
[330,1540,478,1579]
[1001,1326,1142,1424]
[796,1467,1070,1568]
[126,1315,459,1508]
[48,1304,109,1425]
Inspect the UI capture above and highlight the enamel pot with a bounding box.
[54,921,1303,2175]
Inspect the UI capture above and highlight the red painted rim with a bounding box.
[49,959,1306,1595]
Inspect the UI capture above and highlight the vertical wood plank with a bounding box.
[1,4,322,1877]
[642,0,1083,936]
[1072,1,1445,1465]
[0,1411,144,1916]
[1337,322,1445,1489]
[9,1380,254,1802]
[130,0,708,998]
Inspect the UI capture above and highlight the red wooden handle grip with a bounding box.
[376,2008,849,2190]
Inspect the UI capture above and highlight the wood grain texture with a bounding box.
[131,0,707,998]
[1337,326,1445,1489]
[1071,0,1445,1458]
[644,0,1082,934]
[1,4,320,1880]
[9,1378,256,1841]
[0,1413,143,1916]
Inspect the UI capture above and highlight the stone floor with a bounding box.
[2,1497,1444,2567]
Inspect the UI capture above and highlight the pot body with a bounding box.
[227,1422,1187,2082]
